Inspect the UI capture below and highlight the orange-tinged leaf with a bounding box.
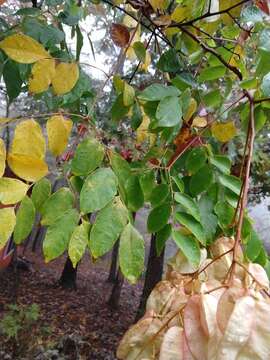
[11,119,46,159]
[0,177,28,205]
[0,33,50,64]
[0,207,16,250]
[7,153,48,182]
[111,23,130,47]
[46,115,73,156]
[0,138,6,177]
[29,59,55,94]
[52,63,79,95]
[212,121,237,142]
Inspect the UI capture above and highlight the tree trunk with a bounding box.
[135,233,165,321]
[107,239,119,283]
[59,257,78,290]
[107,268,124,309]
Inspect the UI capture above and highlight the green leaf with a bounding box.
[71,138,104,176]
[156,224,171,256]
[261,72,270,97]
[172,175,185,193]
[210,155,231,174]
[139,171,156,201]
[68,221,90,267]
[31,178,51,211]
[175,212,206,245]
[185,147,207,174]
[245,229,263,262]
[89,197,128,258]
[254,246,267,267]
[189,165,214,196]
[157,49,182,73]
[174,192,200,221]
[259,29,270,52]
[138,84,180,101]
[172,230,200,267]
[14,196,35,245]
[214,201,234,228]
[131,102,143,130]
[70,176,84,194]
[40,188,74,226]
[3,61,22,102]
[150,184,169,208]
[219,173,241,195]
[76,25,83,61]
[119,223,145,283]
[111,94,130,121]
[147,203,171,233]
[203,89,222,108]
[109,151,131,186]
[198,66,226,82]
[43,209,79,262]
[156,96,182,127]
[123,82,135,107]
[133,41,146,62]
[171,73,196,91]
[0,208,16,250]
[199,195,218,242]
[80,168,118,214]
[125,175,144,211]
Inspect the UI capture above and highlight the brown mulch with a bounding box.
[0,250,143,360]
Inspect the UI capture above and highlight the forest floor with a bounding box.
[0,249,143,360]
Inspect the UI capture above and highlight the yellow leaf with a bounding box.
[0,208,16,250]
[165,27,180,39]
[0,33,50,64]
[0,177,28,205]
[29,59,56,94]
[140,51,151,72]
[123,14,138,28]
[171,6,189,22]
[126,26,141,60]
[149,0,169,11]
[7,153,48,182]
[11,119,46,159]
[220,0,242,24]
[192,116,207,128]
[183,98,197,123]
[229,44,244,67]
[46,115,73,156]
[136,115,150,144]
[0,117,14,126]
[52,63,79,95]
[212,121,237,142]
[0,138,6,177]
[123,82,135,106]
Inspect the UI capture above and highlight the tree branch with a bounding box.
[172,0,250,26]
[181,27,243,80]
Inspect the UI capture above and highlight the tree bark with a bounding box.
[107,239,119,283]
[59,257,78,290]
[135,233,165,321]
[107,268,124,309]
